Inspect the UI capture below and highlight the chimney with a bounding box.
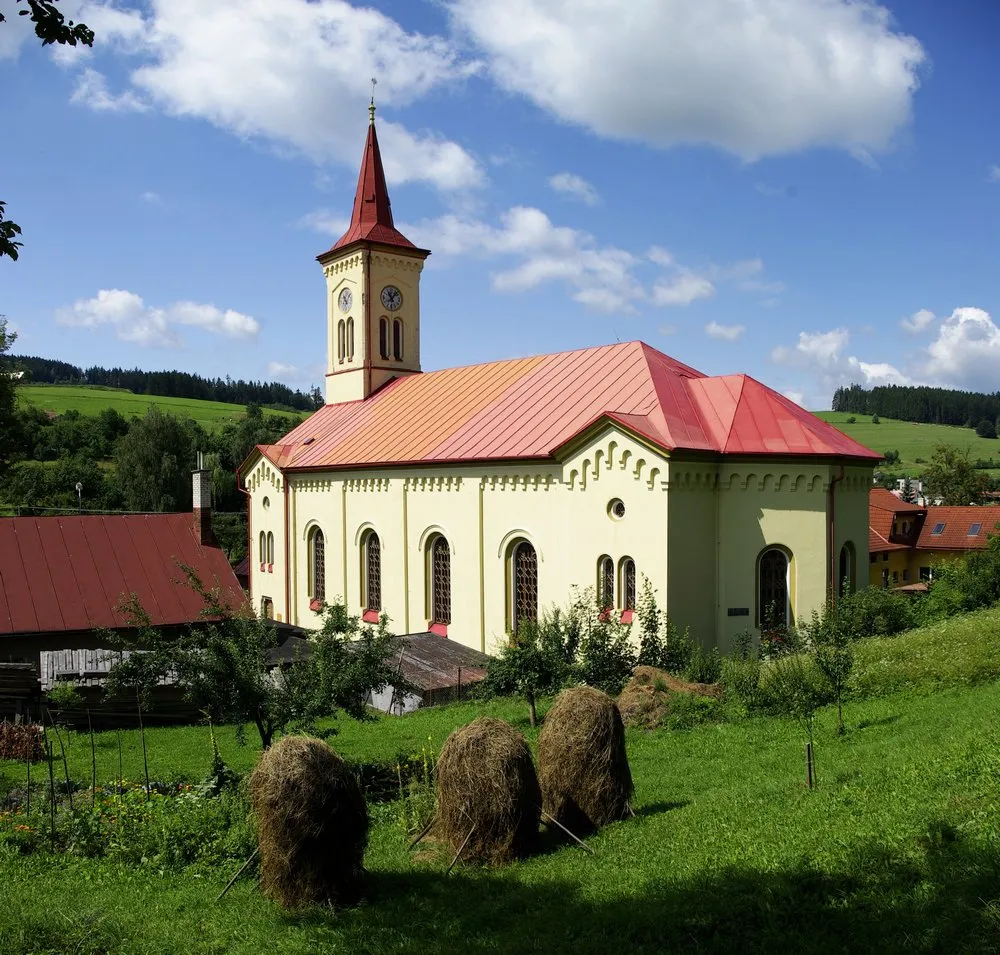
[193,452,214,545]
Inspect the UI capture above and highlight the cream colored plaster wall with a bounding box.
[831,469,872,594]
[245,457,288,622]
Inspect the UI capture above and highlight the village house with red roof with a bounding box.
[239,105,881,654]
[868,488,1000,591]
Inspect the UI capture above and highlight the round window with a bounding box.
[262,496,270,510]
[608,498,626,520]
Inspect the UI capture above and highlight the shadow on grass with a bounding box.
[282,825,1000,955]
[633,799,690,817]
[854,715,901,731]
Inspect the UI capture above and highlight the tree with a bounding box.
[921,444,989,506]
[106,573,405,749]
[975,419,997,440]
[901,476,916,503]
[0,318,18,474]
[871,414,880,424]
[803,609,854,736]
[1,2,94,261]
[112,406,205,511]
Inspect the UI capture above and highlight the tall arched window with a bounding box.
[363,531,381,612]
[337,320,346,363]
[509,539,538,637]
[598,555,614,609]
[346,318,355,361]
[308,527,325,603]
[259,531,266,566]
[620,557,636,611]
[838,542,855,598]
[379,317,389,360]
[758,547,790,627]
[266,532,275,566]
[392,319,403,361]
[429,536,451,625]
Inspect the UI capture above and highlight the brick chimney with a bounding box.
[192,454,214,545]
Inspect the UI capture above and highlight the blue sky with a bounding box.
[1,0,999,409]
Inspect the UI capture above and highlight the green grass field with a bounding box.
[815,410,1000,476]
[19,385,307,432]
[4,607,1000,953]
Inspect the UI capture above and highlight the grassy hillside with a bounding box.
[815,410,1000,476]
[18,384,307,432]
[5,607,1000,952]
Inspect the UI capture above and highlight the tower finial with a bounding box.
[369,76,377,124]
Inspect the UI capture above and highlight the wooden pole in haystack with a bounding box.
[540,807,595,855]
[216,848,260,901]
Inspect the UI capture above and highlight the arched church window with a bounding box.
[509,539,538,637]
[362,531,381,612]
[379,317,389,360]
[598,555,614,609]
[838,542,856,598]
[758,547,790,628]
[620,557,636,611]
[429,535,451,625]
[346,318,355,361]
[309,527,325,604]
[266,532,275,567]
[393,319,403,361]
[259,531,266,566]
[337,320,346,364]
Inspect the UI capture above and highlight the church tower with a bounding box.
[316,100,431,404]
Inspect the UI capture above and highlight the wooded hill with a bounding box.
[13,355,320,413]
[832,383,1000,428]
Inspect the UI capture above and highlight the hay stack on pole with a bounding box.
[433,717,540,866]
[249,735,369,908]
[537,686,633,833]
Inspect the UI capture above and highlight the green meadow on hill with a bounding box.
[814,410,1000,477]
[19,384,306,432]
[3,606,1000,953]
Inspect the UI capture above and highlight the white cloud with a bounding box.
[449,0,925,161]
[652,274,715,307]
[56,288,260,348]
[989,166,1000,182]
[918,307,1000,392]
[297,210,350,238]
[899,307,935,334]
[705,321,746,341]
[62,0,483,190]
[647,247,674,268]
[771,327,908,393]
[70,67,148,112]
[783,390,807,408]
[548,172,600,205]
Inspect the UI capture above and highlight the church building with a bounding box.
[239,105,880,655]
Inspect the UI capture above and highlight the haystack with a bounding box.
[249,735,368,908]
[537,686,633,833]
[433,717,540,866]
[617,666,722,729]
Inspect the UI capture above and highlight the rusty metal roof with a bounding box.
[0,514,245,636]
[256,341,880,472]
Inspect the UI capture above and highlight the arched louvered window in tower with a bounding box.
[510,540,538,637]
[309,527,325,604]
[620,557,636,611]
[430,535,451,625]
[598,555,614,610]
[379,317,389,360]
[363,531,382,612]
[337,320,346,363]
[346,318,355,361]
[392,319,403,361]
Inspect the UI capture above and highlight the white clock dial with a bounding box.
[380,285,402,311]
[338,288,353,312]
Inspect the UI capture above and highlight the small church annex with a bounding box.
[239,105,880,655]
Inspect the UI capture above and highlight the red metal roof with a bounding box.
[256,341,881,472]
[318,119,426,259]
[916,506,1000,551]
[0,514,245,637]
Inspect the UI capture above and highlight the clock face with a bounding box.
[380,285,402,311]
[338,288,353,313]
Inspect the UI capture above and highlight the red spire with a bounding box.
[319,109,425,259]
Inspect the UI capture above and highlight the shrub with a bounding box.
[846,416,856,424]
[975,419,996,439]
[0,723,44,763]
[872,414,880,424]
[833,586,915,639]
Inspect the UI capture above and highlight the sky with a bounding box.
[1,0,999,410]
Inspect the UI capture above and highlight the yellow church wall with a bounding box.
[245,458,288,622]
